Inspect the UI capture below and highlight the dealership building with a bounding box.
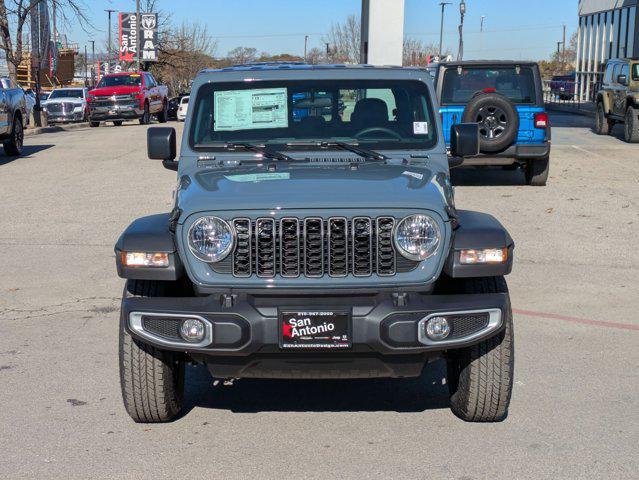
[577,0,639,100]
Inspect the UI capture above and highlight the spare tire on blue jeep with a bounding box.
[462,92,519,153]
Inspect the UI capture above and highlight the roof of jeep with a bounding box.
[194,63,432,83]
[439,60,538,67]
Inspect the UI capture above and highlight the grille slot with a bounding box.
[255,218,276,277]
[232,218,252,277]
[376,217,396,276]
[280,218,300,277]
[304,218,324,277]
[352,217,373,276]
[328,218,348,277]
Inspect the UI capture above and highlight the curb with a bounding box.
[546,104,595,118]
[24,122,90,137]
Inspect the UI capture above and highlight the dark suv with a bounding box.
[436,61,551,185]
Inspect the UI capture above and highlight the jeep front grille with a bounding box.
[226,216,411,278]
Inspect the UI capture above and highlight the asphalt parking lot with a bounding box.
[1,113,637,479]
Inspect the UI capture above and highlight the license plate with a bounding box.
[279,310,351,349]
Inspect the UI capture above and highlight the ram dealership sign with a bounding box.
[119,12,158,63]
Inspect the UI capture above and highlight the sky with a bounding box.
[68,0,578,61]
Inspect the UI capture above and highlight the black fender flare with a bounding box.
[114,213,184,281]
[444,210,514,278]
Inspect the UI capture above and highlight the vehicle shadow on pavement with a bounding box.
[451,166,526,187]
[180,359,450,414]
[0,144,54,166]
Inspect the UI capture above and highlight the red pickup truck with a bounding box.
[87,71,169,127]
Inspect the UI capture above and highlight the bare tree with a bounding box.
[324,14,360,63]
[149,21,218,94]
[305,47,324,65]
[402,38,444,66]
[0,0,88,82]
[226,46,257,65]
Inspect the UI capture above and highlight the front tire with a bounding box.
[3,116,24,156]
[624,106,639,143]
[594,102,611,135]
[139,102,150,125]
[446,277,514,422]
[119,279,185,423]
[157,102,168,123]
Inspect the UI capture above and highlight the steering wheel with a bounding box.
[354,127,403,140]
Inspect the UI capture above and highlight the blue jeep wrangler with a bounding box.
[436,61,551,186]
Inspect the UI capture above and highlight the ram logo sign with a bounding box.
[118,12,158,63]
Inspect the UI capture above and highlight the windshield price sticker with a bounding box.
[214,88,288,131]
[413,121,429,135]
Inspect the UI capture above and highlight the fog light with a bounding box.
[180,318,205,343]
[460,248,507,265]
[121,251,169,267]
[425,316,450,340]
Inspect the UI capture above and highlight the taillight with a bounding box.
[534,112,549,129]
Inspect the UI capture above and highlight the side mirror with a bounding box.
[617,74,628,85]
[147,127,178,170]
[449,123,479,166]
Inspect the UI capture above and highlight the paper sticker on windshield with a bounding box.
[214,88,288,131]
[413,121,429,135]
[225,172,290,183]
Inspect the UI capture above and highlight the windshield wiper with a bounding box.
[286,140,387,161]
[224,142,296,162]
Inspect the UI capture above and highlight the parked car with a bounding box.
[176,95,189,121]
[436,61,551,186]
[168,93,189,120]
[0,77,27,156]
[23,88,36,125]
[549,72,576,100]
[87,71,168,127]
[42,87,89,124]
[115,64,515,424]
[595,58,639,142]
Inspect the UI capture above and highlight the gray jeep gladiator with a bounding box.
[115,64,515,423]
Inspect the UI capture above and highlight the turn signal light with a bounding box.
[121,251,169,268]
[460,248,507,265]
[534,112,549,129]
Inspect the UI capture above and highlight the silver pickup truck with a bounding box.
[0,77,26,156]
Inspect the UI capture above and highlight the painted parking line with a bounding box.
[513,308,639,331]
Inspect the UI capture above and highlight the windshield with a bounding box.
[97,74,142,88]
[189,79,437,151]
[48,89,84,99]
[441,66,535,104]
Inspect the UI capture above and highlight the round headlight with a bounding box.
[188,216,234,263]
[394,214,441,261]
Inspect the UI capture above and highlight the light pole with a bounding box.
[90,40,95,86]
[480,15,485,57]
[438,2,451,58]
[304,35,309,61]
[136,0,141,70]
[105,9,116,68]
[457,0,466,61]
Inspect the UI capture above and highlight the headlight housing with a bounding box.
[187,216,234,263]
[394,214,441,261]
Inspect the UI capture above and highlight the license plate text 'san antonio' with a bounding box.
[279,310,351,349]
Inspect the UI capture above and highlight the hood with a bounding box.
[177,162,450,219]
[89,86,140,97]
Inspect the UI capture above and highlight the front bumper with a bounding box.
[89,101,143,121]
[464,141,551,165]
[122,291,509,378]
[46,111,85,123]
